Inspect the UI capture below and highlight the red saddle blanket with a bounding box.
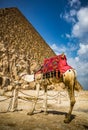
[42,54,72,74]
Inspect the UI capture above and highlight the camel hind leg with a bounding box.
[63,69,76,123]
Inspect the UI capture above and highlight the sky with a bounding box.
[0,0,88,90]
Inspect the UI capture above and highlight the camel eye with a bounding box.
[69,69,71,72]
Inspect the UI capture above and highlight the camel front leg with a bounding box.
[27,82,40,115]
[43,85,48,114]
[64,81,76,123]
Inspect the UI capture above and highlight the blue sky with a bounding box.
[0,0,88,90]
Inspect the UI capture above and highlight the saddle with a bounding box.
[41,54,72,79]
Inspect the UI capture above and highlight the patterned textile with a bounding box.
[41,54,72,74]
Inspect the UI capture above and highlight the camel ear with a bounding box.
[61,52,64,55]
[61,52,65,58]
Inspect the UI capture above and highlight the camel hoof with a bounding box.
[64,118,71,123]
[44,112,48,115]
[64,114,71,123]
[27,111,34,115]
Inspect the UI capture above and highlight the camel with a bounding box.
[20,53,83,123]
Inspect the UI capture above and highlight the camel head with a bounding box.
[30,60,41,74]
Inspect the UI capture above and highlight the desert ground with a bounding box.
[0,89,88,130]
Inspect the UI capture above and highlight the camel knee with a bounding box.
[71,97,76,106]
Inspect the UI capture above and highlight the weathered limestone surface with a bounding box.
[0,7,55,89]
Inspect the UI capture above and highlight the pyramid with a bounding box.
[0,7,55,85]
